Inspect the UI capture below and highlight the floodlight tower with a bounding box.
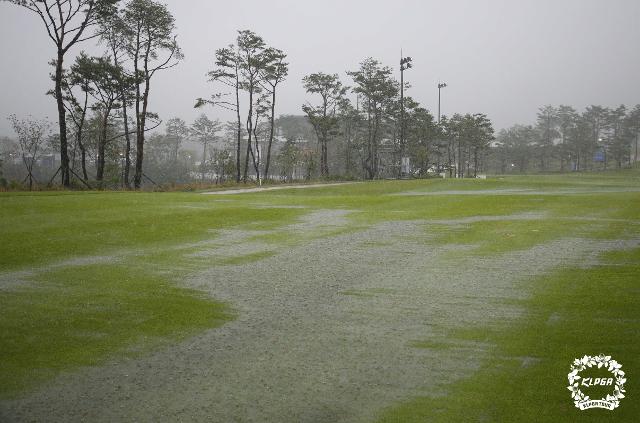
[400,54,413,175]
[437,82,447,123]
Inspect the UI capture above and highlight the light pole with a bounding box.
[400,53,412,176]
[437,82,447,123]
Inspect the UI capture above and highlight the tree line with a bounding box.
[489,105,640,173]
[201,38,496,182]
[4,1,638,190]
[3,0,497,189]
[5,0,181,189]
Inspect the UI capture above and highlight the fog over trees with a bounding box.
[1,1,638,190]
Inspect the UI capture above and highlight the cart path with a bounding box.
[202,182,358,195]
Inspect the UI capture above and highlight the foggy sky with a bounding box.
[1,0,639,137]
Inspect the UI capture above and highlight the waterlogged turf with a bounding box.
[0,170,638,421]
[378,248,640,423]
[0,265,231,396]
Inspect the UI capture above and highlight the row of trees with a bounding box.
[491,105,640,173]
[9,2,635,188]
[7,0,181,188]
[1,112,230,189]
[196,30,289,184]
[198,38,496,182]
[299,58,495,179]
[0,0,498,186]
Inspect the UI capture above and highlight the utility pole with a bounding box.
[438,82,447,124]
[400,52,412,176]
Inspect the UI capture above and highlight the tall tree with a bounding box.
[493,124,537,174]
[6,0,118,186]
[165,117,188,183]
[567,116,592,171]
[439,115,457,177]
[467,113,494,177]
[121,0,182,188]
[198,46,243,182]
[302,73,347,177]
[605,105,628,168]
[101,8,136,187]
[583,105,609,169]
[59,57,94,181]
[71,53,128,183]
[190,114,221,182]
[556,105,578,172]
[198,31,283,183]
[277,138,300,182]
[535,105,559,171]
[404,99,438,176]
[249,93,270,181]
[8,115,51,190]
[261,47,288,180]
[337,99,361,177]
[236,30,267,182]
[624,105,640,163]
[445,113,470,178]
[348,58,398,179]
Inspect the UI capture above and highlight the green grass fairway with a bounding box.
[0,171,639,421]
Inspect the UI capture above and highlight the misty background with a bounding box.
[1,0,639,136]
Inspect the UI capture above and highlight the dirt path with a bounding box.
[1,212,635,422]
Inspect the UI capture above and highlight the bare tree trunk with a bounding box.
[319,101,328,177]
[55,50,70,187]
[473,148,478,177]
[319,129,329,178]
[111,41,132,189]
[244,79,256,183]
[77,91,89,181]
[122,106,131,188]
[134,76,150,189]
[364,107,376,180]
[201,142,207,182]
[133,31,149,190]
[264,88,276,179]
[79,143,88,181]
[251,110,261,182]
[371,111,381,179]
[457,138,462,178]
[173,139,180,183]
[345,118,352,176]
[235,64,242,183]
[23,156,35,191]
[97,111,109,184]
[560,134,565,172]
[133,43,143,189]
[244,112,252,183]
[447,141,453,178]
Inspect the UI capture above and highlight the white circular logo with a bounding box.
[568,354,626,410]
